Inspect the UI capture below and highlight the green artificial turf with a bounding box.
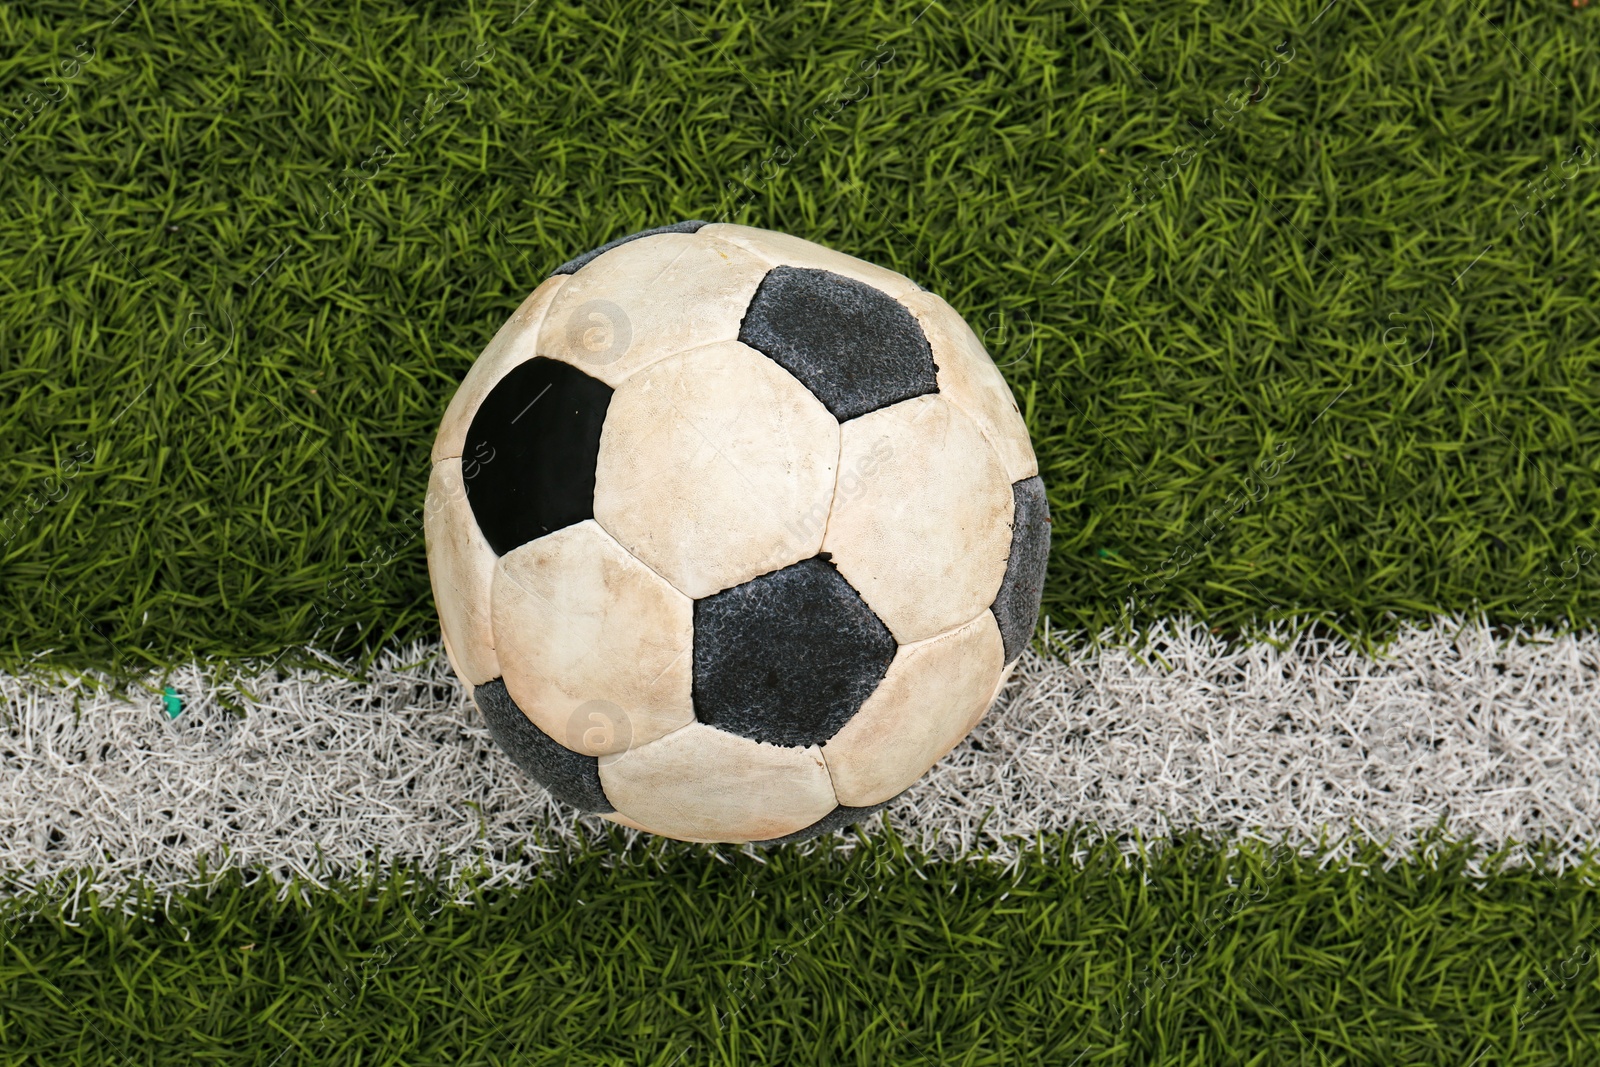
[5,6,1599,1062]
[0,830,1596,1065]
[0,0,1597,675]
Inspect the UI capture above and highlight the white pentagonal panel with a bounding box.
[701,223,922,303]
[424,459,500,685]
[593,341,839,599]
[599,723,838,843]
[823,611,1005,807]
[536,232,771,387]
[491,520,694,756]
[822,395,1013,644]
[900,290,1038,483]
[432,274,569,464]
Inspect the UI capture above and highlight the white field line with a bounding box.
[1,614,1597,910]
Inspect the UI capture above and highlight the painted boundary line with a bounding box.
[1,614,1597,909]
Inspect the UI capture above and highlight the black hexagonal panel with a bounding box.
[552,219,710,276]
[738,266,938,422]
[990,476,1051,664]
[692,556,897,748]
[463,357,613,556]
[473,678,614,813]
[750,790,905,847]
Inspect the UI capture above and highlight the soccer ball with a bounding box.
[424,221,1049,844]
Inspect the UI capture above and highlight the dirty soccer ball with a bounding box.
[424,221,1050,844]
